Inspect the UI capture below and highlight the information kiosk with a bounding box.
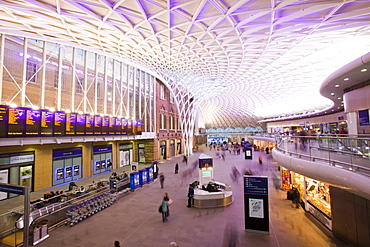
[193,154,233,208]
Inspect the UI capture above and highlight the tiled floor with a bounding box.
[1,146,348,247]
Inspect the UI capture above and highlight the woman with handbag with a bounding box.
[160,196,169,222]
[164,192,173,216]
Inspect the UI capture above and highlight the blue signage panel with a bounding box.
[199,158,213,169]
[244,176,268,195]
[359,109,370,126]
[53,148,83,158]
[0,183,25,195]
[93,145,112,153]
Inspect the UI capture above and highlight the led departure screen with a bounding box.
[54,111,66,136]
[65,113,76,135]
[121,118,127,135]
[25,108,41,136]
[127,119,133,135]
[109,117,116,135]
[85,115,94,135]
[8,107,26,136]
[94,115,102,135]
[115,117,122,135]
[136,119,143,135]
[40,109,54,136]
[76,114,86,135]
[102,116,109,135]
[0,105,8,138]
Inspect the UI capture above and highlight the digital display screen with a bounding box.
[0,105,8,138]
[102,116,109,135]
[202,170,212,177]
[65,167,72,178]
[56,168,64,180]
[127,119,133,135]
[65,113,76,135]
[115,117,121,135]
[25,108,41,136]
[40,109,53,136]
[121,118,127,135]
[8,107,26,136]
[85,115,94,135]
[75,114,86,135]
[54,111,66,136]
[136,119,142,135]
[109,117,116,134]
[94,115,102,135]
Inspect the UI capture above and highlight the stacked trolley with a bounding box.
[65,192,116,226]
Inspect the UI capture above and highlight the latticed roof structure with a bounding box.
[0,0,370,129]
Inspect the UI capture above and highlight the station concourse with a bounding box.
[0,145,345,247]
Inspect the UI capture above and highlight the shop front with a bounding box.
[52,148,82,186]
[93,145,112,175]
[160,141,166,160]
[283,169,332,230]
[0,152,35,200]
[119,143,133,167]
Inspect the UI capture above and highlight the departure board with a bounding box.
[136,119,142,135]
[127,119,133,135]
[109,117,116,135]
[102,116,109,135]
[40,109,54,136]
[75,114,86,135]
[65,113,76,135]
[0,105,8,138]
[85,114,94,135]
[121,118,127,135]
[25,108,41,136]
[54,111,66,136]
[8,107,26,136]
[115,117,121,135]
[94,115,102,135]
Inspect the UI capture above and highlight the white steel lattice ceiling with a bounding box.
[0,0,370,129]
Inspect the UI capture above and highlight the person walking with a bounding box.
[175,163,179,174]
[161,196,169,222]
[164,192,173,216]
[159,173,165,189]
[187,184,194,208]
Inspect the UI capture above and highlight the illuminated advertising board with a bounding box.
[25,108,41,136]
[0,105,8,138]
[8,107,26,136]
[102,116,109,135]
[94,115,102,135]
[109,117,116,135]
[85,114,94,135]
[65,113,76,135]
[115,117,121,135]
[75,113,86,135]
[40,109,54,136]
[54,111,66,136]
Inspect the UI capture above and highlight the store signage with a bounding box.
[52,148,82,159]
[244,176,268,195]
[359,109,370,126]
[10,154,34,164]
[93,145,112,153]
[0,183,25,195]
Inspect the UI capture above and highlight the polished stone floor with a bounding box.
[1,145,348,247]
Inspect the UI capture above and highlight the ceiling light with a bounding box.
[331,93,335,95]
[335,85,339,87]
[337,97,341,100]
[361,68,367,72]
[344,78,349,81]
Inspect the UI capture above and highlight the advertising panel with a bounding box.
[85,114,94,135]
[115,117,122,135]
[8,107,26,136]
[25,108,41,136]
[40,109,54,136]
[109,117,116,135]
[102,116,109,135]
[136,119,142,135]
[127,119,133,135]
[121,118,127,135]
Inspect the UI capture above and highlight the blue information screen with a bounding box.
[244,176,268,195]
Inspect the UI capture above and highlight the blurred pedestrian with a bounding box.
[159,173,165,189]
[175,163,179,174]
[114,240,121,247]
[161,196,169,222]
[187,184,194,208]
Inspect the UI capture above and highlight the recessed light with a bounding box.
[361,68,367,72]
[344,78,349,81]
[335,85,339,87]
[337,97,341,100]
[331,93,335,95]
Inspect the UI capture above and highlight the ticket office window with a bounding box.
[138,144,145,163]
[93,152,112,175]
[53,157,82,186]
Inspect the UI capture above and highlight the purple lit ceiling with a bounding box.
[0,0,370,128]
